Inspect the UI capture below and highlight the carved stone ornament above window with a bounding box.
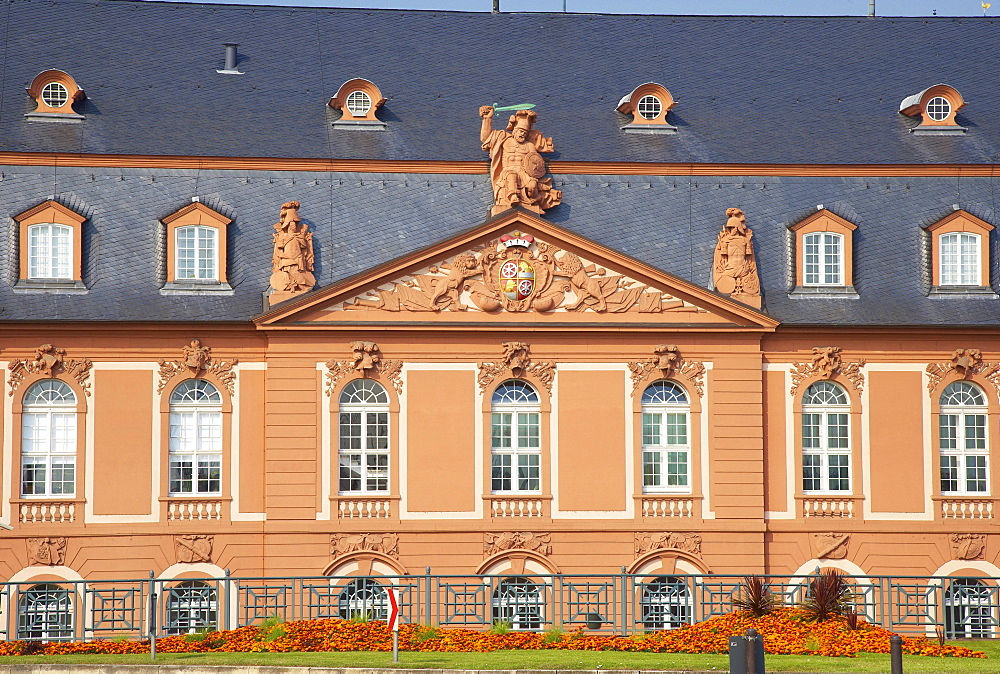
[713,209,762,309]
[27,537,67,566]
[634,532,702,559]
[479,106,562,216]
[341,232,704,316]
[8,344,92,396]
[811,532,850,560]
[628,345,706,397]
[926,348,1000,396]
[325,341,402,396]
[484,532,552,557]
[950,533,986,561]
[789,346,866,395]
[330,533,399,560]
[157,339,238,396]
[175,534,214,564]
[478,342,555,393]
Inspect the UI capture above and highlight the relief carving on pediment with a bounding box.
[789,346,866,395]
[8,344,92,396]
[628,345,706,396]
[157,340,238,395]
[341,232,703,316]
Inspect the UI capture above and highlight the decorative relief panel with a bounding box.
[340,232,704,316]
[174,534,213,563]
[8,344,92,396]
[27,537,67,566]
[478,342,555,393]
[325,341,402,395]
[157,339,238,395]
[811,532,850,560]
[483,532,552,557]
[331,533,399,559]
[950,533,986,561]
[789,346,866,395]
[926,348,1000,393]
[634,532,702,559]
[628,345,706,396]
[479,106,561,216]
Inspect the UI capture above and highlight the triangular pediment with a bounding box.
[255,210,778,329]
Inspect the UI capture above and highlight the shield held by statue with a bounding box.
[499,260,535,302]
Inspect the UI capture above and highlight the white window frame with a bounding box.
[802,231,844,286]
[636,95,662,120]
[27,223,73,280]
[926,96,952,122]
[168,380,223,496]
[174,225,219,281]
[939,232,981,286]
[640,380,691,494]
[346,90,372,116]
[490,380,541,494]
[939,381,989,496]
[801,381,851,494]
[337,380,390,495]
[21,380,77,498]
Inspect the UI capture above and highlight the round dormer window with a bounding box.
[41,82,69,109]
[346,90,372,116]
[637,95,662,120]
[927,96,951,122]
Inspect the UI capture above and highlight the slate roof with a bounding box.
[0,163,998,326]
[2,1,1000,164]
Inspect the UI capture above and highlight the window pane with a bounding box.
[827,414,849,449]
[517,454,540,491]
[941,455,959,493]
[665,451,688,487]
[940,414,959,450]
[339,412,362,451]
[828,454,850,491]
[803,233,820,285]
[170,458,194,494]
[802,414,821,449]
[22,456,47,496]
[822,233,842,285]
[517,413,539,449]
[803,455,821,491]
[642,413,661,446]
[491,413,512,449]
[491,454,512,491]
[197,457,221,493]
[966,455,988,493]
[339,454,362,492]
[366,453,389,492]
[664,413,687,445]
[643,451,661,488]
[965,415,986,450]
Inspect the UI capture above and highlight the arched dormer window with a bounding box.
[25,70,85,121]
[490,380,540,494]
[899,84,967,135]
[21,380,77,497]
[329,78,387,130]
[801,381,851,493]
[338,380,390,494]
[168,380,222,496]
[640,381,690,494]
[939,381,988,495]
[617,82,677,134]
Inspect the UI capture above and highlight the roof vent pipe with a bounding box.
[492,0,499,13]
[224,43,239,71]
[868,0,875,17]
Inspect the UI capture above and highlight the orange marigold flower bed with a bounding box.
[0,608,985,659]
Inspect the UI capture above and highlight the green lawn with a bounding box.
[1,643,998,673]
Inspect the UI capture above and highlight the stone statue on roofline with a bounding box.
[713,207,761,308]
[269,201,316,305]
[479,105,562,217]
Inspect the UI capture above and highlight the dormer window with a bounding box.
[617,83,677,134]
[160,201,234,295]
[329,78,386,130]
[926,209,996,297]
[13,200,87,293]
[788,207,859,298]
[25,70,85,121]
[899,84,967,135]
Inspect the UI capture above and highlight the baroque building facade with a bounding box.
[0,0,1000,638]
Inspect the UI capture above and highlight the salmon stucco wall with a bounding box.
[93,370,153,516]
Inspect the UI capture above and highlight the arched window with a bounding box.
[940,381,989,494]
[338,380,390,494]
[169,379,222,495]
[21,380,77,497]
[802,231,844,286]
[801,381,850,493]
[490,380,540,494]
[640,576,692,629]
[944,578,995,638]
[641,381,690,493]
[338,578,388,620]
[17,583,73,640]
[939,232,981,286]
[175,225,219,281]
[492,576,543,630]
[27,223,73,279]
[164,580,218,634]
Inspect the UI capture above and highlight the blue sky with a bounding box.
[201,0,994,17]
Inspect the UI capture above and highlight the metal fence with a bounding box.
[1,571,997,641]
